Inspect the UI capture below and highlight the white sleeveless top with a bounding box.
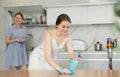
[28,37,68,70]
[51,38,67,57]
[34,37,67,58]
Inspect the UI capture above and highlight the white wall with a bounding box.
[0,8,6,70]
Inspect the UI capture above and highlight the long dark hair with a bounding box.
[56,14,71,25]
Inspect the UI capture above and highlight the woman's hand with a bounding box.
[15,38,26,42]
[61,68,70,74]
[68,52,75,59]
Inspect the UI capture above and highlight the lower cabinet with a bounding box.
[87,60,109,70]
[113,60,120,70]
[55,60,70,68]
[113,53,120,70]
[55,60,88,70]
[54,52,120,70]
[77,60,88,70]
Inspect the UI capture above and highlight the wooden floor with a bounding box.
[0,70,120,77]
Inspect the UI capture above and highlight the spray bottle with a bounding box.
[70,51,82,74]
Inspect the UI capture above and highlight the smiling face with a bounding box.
[14,13,23,26]
[14,14,22,25]
[55,14,71,36]
[56,20,70,35]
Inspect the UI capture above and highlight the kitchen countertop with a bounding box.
[58,50,120,54]
[54,50,120,61]
[0,70,120,77]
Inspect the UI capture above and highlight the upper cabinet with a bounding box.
[46,6,87,25]
[87,4,114,24]
[46,2,114,25]
[5,5,47,27]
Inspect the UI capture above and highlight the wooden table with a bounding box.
[0,70,120,77]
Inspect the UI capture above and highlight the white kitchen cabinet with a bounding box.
[87,52,109,70]
[46,3,114,25]
[113,60,120,70]
[54,53,88,70]
[55,51,120,70]
[113,52,120,59]
[87,60,109,70]
[112,53,120,70]
[46,6,87,25]
[87,4,114,24]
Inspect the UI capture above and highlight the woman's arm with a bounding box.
[44,31,63,71]
[6,37,16,44]
[66,35,75,59]
[6,37,27,44]
[6,27,16,44]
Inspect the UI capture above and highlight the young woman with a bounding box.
[6,12,28,70]
[28,14,75,73]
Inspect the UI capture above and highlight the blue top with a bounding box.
[6,25,28,68]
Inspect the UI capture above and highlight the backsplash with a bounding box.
[69,24,112,51]
[27,24,120,51]
[27,27,47,49]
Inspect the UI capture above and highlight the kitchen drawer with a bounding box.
[54,51,120,70]
[87,60,109,70]
[87,53,107,59]
[113,53,120,59]
[55,60,70,68]
[77,60,88,70]
[113,60,120,70]
[54,53,69,59]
